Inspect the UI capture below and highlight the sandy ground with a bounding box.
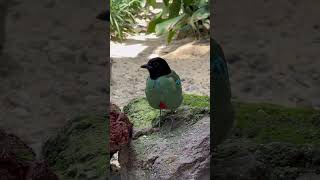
[111,34,210,108]
[214,0,320,108]
[0,0,108,156]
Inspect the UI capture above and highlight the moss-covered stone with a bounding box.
[233,101,320,145]
[118,94,210,179]
[214,102,320,180]
[42,115,108,180]
[123,94,209,129]
[0,128,36,162]
[213,139,320,180]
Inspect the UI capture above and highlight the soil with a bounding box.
[214,0,320,109]
[0,0,108,156]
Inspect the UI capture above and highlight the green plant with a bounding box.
[146,0,210,43]
[110,0,143,40]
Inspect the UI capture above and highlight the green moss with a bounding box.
[12,142,36,162]
[42,115,108,180]
[233,101,320,145]
[123,94,210,129]
[183,94,210,108]
[1,131,36,162]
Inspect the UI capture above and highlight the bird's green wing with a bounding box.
[145,71,183,110]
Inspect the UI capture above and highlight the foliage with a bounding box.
[146,0,210,43]
[110,0,143,40]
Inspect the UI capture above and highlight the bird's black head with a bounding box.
[141,57,172,80]
[96,10,110,21]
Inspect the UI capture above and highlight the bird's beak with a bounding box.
[141,64,150,69]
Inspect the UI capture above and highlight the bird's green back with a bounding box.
[145,70,183,110]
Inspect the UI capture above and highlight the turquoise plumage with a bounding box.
[211,39,234,147]
[145,70,183,110]
[141,57,183,129]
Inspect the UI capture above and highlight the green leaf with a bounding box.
[146,0,157,7]
[169,0,182,18]
[203,19,210,30]
[198,0,208,7]
[167,30,176,43]
[182,0,193,6]
[190,6,209,22]
[147,12,164,33]
[155,14,186,35]
[163,0,169,7]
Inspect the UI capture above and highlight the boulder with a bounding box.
[110,103,133,157]
[213,102,320,180]
[0,129,58,180]
[119,94,210,180]
[213,139,320,180]
[42,115,108,180]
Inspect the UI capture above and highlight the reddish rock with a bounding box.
[25,160,58,180]
[0,149,26,180]
[110,103,133,157]
[0,129,59,180]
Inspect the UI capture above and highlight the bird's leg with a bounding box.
[169,110,174,131]
[159,108,162,129]
[170,116,174,131]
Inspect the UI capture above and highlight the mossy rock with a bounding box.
[214,139,320,180]
[233,102,320,145]
[0,129,36,162]
[123,94,210,129]
[119,94,210,179]
[42,115,108,180]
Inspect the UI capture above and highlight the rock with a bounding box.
[119,94,210,180]
[0,129,58,180]
[213,139,320,180]
[42,115,108,180]
[110,103,133,157]
[212,102,320,179]
[213,139,269,180]
[0,148,26,180]
[232,101,320,145]
[296,173,320,180]
[25,160,58,180]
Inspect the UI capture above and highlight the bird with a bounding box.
[211,38,234,147]
[141,57,183,130]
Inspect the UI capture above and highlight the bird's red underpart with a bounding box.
[159,102,167,109]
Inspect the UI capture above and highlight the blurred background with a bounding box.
[213,0,320,179]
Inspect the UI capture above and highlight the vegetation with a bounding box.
[110,0,210,42]
[110,0,143,40]
[146,0,210,43]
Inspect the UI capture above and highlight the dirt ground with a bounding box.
[214,0,320,109]
[0,0,108,156]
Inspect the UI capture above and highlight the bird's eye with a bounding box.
[153,62,159,67]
